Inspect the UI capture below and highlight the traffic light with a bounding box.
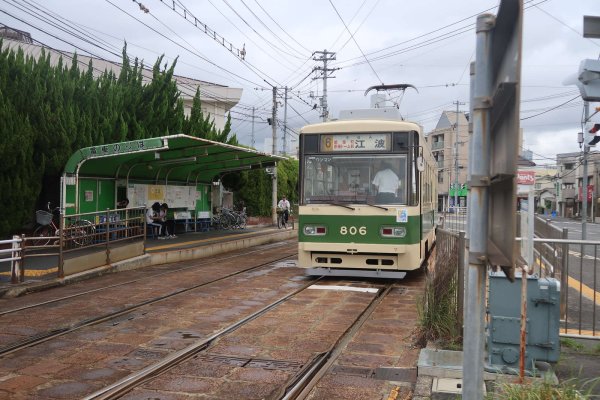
[267,118,272,125]
[588,123,600,146]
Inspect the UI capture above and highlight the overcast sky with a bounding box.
[1,0,599,162]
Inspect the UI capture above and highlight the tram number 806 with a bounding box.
[340,226,367,235]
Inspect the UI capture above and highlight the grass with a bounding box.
[416,239,462,349]
[560,338,600,355]
[489,376,599,399]
[560,338,585,352]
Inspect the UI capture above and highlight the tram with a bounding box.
[298,106,437,279]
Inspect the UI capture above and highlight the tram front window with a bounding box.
[302,155,407,205]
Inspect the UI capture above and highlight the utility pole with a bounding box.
[251,106,255,149]
[271,86,278,225]
[582,101,590,239]
[453,101,466,210]
[283,87,289,155]
[312,50,339,122]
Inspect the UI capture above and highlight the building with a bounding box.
[0,26,241,131]
[555,152,578,217]
[519,164,559,214]
[427,110,470,211]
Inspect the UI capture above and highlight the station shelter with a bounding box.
[60,134,283,223]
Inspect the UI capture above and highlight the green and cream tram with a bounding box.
[298,108,437,279]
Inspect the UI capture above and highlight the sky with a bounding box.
[1,0,599,164]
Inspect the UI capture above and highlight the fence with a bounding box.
[2,207,146,283]
[432,228,465,333]
[438,207,467,233]
[434,215,600,339]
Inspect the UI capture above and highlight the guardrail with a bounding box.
[438,207,467,233]
[525,237,600,338]
[435,220,599,339]
[3,207,147,283]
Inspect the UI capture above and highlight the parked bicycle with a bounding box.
[32,203,95,247]
[211,207,248,230]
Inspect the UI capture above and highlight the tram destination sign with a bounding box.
[320,133,391,152]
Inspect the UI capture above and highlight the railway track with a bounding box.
[1,242,427,399]
[0,249,298,357]
[82,282,397,400]
[0,242,295,316]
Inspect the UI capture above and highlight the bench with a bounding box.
[173,211,194,233]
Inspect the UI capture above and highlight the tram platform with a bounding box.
[0,222,297,298]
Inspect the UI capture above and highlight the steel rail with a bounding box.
[0,253,298,357]
[84,276,323,400]
[276,284,395,400]
[0,242,296,316]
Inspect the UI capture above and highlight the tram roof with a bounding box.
[62,134,285,183]
[300,119,421,135]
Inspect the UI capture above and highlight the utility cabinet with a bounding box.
[487,271,560,372]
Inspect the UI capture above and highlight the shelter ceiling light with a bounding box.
[155,156,197,166]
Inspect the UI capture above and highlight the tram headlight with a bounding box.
[304,225,327,236]
[380,226,406,238]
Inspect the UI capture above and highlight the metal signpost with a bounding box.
[463,0,522,398]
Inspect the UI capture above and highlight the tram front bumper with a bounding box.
[298,242,410,270]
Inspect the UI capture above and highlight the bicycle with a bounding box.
[277,207,288,229]
[32,203,95,247]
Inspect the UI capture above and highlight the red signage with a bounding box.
[578,185,594,202]
[517,170,535,185]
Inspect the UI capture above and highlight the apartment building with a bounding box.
[427,110,470,211]
[556,151,600,219]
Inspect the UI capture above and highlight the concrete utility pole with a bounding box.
[271,86,278,225]
[283,87,289,155]
[453,101,466,210]
[582,102,590,239]
[312,50,339,122]
[251,106,255,149]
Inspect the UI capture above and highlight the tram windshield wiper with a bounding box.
[365,202,389,211]
[326,202,355,210]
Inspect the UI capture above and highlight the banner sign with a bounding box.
[517,170,535,185]
[578,185,594,202]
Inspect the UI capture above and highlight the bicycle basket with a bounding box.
[276,207,284,214]
[36,210,53,225]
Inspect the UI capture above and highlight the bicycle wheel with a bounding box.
[32,225,52,246]
[277,214,283,229]
[69,220,95,247]
[239,215,247,229]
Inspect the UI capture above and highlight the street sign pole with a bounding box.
[464,1,523,398]
[463,13,494,400]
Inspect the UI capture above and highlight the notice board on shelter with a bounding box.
[127,183,198,209]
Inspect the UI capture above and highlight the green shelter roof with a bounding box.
[63,134,284,183]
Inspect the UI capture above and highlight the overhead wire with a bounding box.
[236,0,309,59]
[251,0,311,54]
[103,0,271,88]
[328,0,383,85]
